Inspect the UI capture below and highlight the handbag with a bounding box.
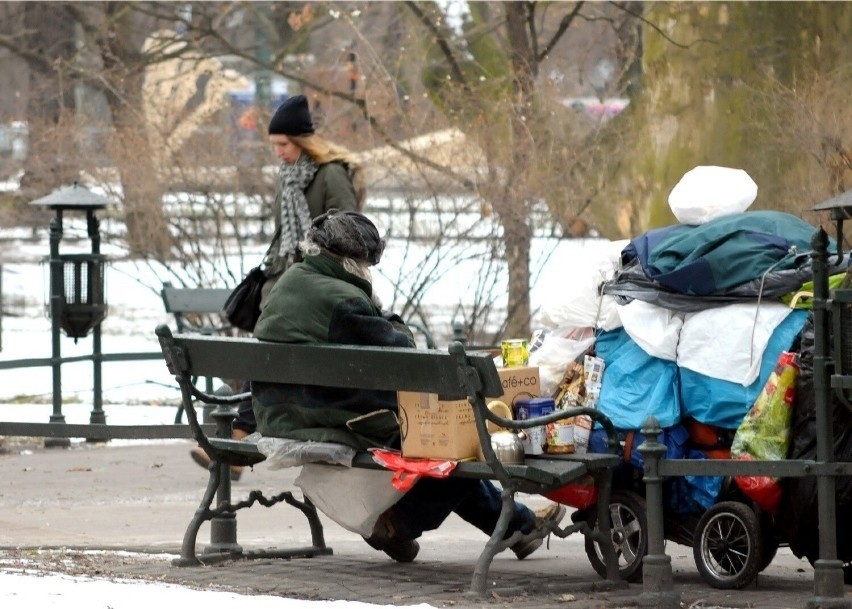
[223,266,267,332]
[224,227,282,333]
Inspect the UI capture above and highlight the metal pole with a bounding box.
[45,211,70,448]
[452,320,467,346]
[88,210,106,428]
[637,416,679,608]
[806,228,848,608]
[205,403,241,556]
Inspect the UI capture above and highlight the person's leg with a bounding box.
[451,480,567,560]
[452,480,536,536]
[190,379,253,478]
[383,477,476,540]
[232,380,256,434]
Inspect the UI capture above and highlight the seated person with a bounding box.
[252,209,565,562]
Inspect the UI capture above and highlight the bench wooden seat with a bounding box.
[210,436,620,491]
[155,324,622,597]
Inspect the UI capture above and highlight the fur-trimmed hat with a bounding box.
[308,210,385,266]
[268,94,315,136]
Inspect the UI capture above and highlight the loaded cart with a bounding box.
[528,171,852,592]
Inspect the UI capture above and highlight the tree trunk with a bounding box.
[608,1,852,237]
[498,2,536,339]
[97,9,173,258]
[19,2,78,199]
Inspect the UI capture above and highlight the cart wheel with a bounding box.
[584,490,647,583]
[693,501,763,589]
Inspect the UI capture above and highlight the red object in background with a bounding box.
[734,454,783,514]
[543,474,599,509]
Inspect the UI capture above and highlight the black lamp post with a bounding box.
[808,188,852,604]
[30,182,114,448]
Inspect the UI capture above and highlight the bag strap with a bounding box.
[260,226,284,268]
[265,226,283,256]
[623,430,635,464]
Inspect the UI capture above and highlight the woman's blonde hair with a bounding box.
[290,133,366,209]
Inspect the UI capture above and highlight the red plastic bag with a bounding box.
[369,449,457,492]
[731,351,799,514]
[543,474,599,509]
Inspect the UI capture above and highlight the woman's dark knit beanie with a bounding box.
[268,94,315,136]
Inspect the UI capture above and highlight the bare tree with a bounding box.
[2,1,638,344]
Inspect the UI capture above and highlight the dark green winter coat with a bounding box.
[304,161,359,219]
[265,162,360,277]
[252,253,415,449]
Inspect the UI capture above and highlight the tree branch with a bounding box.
[403,0,470,93]
[609,1,713,50]
[537,1,584,62]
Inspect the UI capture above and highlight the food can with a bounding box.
[501,339,529,367]
[515,397,554,456]
[545,421,575,454]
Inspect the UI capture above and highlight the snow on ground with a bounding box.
[0,568,435,609]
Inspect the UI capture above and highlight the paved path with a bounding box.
[0,439,846,608]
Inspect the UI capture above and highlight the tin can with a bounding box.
[515,397,554,456]
[501,339,529,367]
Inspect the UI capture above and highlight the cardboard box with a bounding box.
[398,366,540,460]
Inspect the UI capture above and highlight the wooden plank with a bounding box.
[161,287,231,314]
[160,328,503,399]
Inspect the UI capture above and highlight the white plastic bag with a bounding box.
[668,166,758,225]
[537,240,628,331]
[256,435,357,469]
[618,300,683,361]
[295,464,405,537]
[677,302,792,386]
[528,328,596,396]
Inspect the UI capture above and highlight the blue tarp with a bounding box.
[623,211,826,296]
[595,329,682,429]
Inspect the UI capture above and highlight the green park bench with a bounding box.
[155,323,622,597]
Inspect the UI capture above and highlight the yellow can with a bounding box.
[501,339,529,367]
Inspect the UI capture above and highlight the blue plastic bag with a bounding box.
[668,449,724,513]
[588,424,689,472]
[595,329,682,429]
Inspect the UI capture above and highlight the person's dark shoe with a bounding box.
[362,511,419,562]
[363,533,420,563]
[189,429,248,481]
[511,503,567,560]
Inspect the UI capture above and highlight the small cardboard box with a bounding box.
[398,366,540,460]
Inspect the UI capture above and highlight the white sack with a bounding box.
[668,166,758,225]
[537,239,628,331]
[677,302,792,386]
[619,300,683,361]
[295,463,405,537]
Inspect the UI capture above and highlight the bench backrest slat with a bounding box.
[161,286,232,314]
[156,325,503,400]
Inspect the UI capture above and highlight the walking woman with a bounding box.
[190,94,364,477]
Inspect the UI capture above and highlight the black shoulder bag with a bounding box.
[223,228,282,333]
